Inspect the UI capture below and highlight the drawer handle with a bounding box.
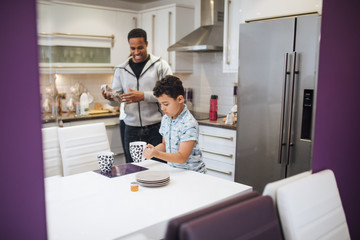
[105,123,120,127]
[200,132,233,141]
[201,149,233,158]
[207,167,232,175]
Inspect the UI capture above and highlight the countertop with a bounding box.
[42,111,120,124]
[197,117,237,130]
[43,111,237,130]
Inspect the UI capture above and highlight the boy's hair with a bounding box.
[128,28,147,42]
[153,75,185,99]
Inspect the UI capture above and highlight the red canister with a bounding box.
[209,95,218,121]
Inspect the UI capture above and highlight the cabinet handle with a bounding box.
[225,0,231,65]
[152,14,156,53]
[105,123,120,127]
[168,11,172,66]
[201,148,233,158]
[207,167,232,175]
[200,132,233,141]
[133,17,138,28]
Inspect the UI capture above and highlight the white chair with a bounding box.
[58,122,111,176]
[263,171,311,206]
[42,127,63,177]
[277,169,350,240]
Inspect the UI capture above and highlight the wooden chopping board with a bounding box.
[88,109,112,115]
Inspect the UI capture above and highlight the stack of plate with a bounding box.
[135,171,170,187]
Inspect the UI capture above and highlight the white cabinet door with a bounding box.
[223,0,241,73]
[223,0,322,73]
[112,11,139,66]
[140,5,194,73]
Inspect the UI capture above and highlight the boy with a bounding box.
[143,75,206,173]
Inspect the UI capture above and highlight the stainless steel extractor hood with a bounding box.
[168,0,224,52]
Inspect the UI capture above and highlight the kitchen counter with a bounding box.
[43,111,237,130]
[42,111,120,124]
[198,117,237,130]
[190,111,236,130]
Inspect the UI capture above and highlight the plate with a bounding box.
[135,170,170,182]
[138,179,170,187]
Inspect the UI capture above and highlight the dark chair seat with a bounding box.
[178,195,283,240]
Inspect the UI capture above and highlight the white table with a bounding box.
[45,160,252,240]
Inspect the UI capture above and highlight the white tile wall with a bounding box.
[39,53,237,115]
[175,52,237,115]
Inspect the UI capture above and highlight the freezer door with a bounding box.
[287,15,321,176]
[235,18,295,192]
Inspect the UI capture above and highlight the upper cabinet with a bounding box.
[37,2,138,73]
[222,0,241,73]
[140,4,194,73]
[222,0,322,73]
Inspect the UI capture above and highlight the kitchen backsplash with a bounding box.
[40,52,237,115]
[175,52,237,114]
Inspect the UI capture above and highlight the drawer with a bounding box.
[199,126,236,148]
[199,125,236,165]
[203,157,235,181]
[201,149,235,165]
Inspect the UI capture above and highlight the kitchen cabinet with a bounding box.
[222,0,322,73]
[37,2,138,73]
[223,0,241,73]
[140,4,194,73]
[199,125,236,181]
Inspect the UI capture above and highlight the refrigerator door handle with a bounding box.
[285,52,298,165]
[278,53,290,164]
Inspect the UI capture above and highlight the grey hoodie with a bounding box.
[108,54,172,127]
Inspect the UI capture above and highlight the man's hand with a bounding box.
[120,88,144,104]
[102,90,114,100]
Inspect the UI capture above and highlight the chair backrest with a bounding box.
[263,171,311,206]
[42,126,63,177]
[179,195,283,240]
[165,191,260,240]
[277,169,350,240]
[58,122,111,176]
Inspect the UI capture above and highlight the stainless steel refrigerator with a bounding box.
[235,14,321,192]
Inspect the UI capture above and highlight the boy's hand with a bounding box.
[144,144,156,159]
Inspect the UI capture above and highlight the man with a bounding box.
[103,28,172,163]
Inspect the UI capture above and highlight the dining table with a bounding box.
[45,160,252,240]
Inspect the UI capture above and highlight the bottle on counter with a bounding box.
[185,88,193,111]
[209,95,218,121]
[80,92,89,115]
[75,102,81,116]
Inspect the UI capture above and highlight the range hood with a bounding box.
[168,0,224,52]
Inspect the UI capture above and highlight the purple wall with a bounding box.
[313,0,360,238]
[0,0,47,239]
